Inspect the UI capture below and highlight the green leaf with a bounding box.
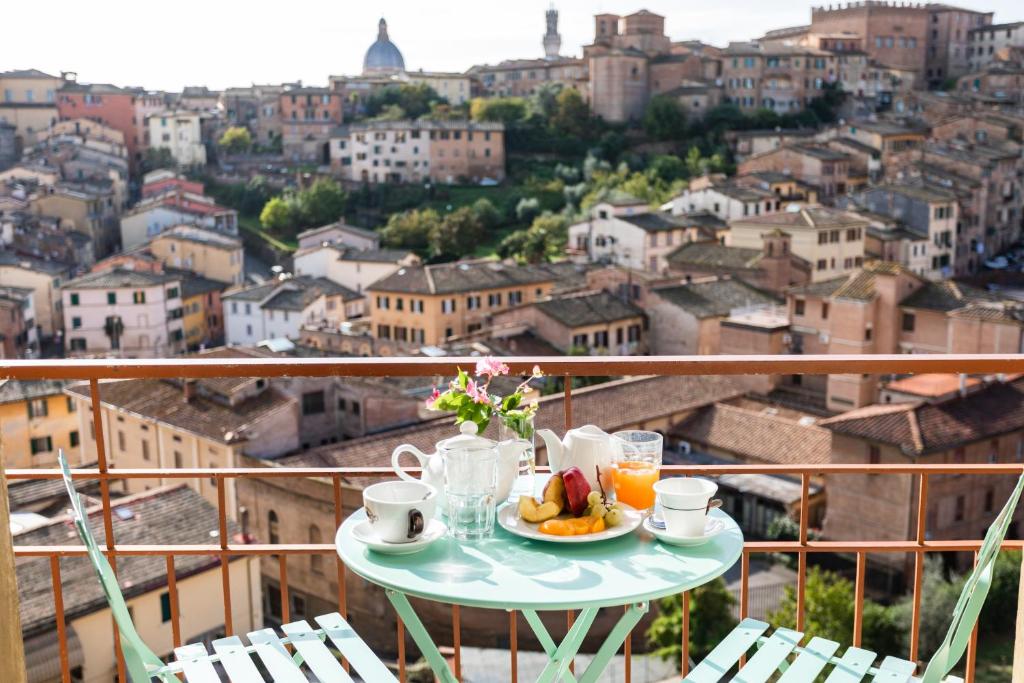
[456,368,469,390]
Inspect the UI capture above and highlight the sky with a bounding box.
[6,0,1023,92]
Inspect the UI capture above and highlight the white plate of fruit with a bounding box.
[498,466,643,543]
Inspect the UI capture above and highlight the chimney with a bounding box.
[183,379,198,402]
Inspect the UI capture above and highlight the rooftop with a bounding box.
[822,376,1024,455]
[617,212,691,233]
[153,225,242,250]
[367,260,556,296]
[63,267,180,290]
[885,373,982,399]
[14,485,239,637]
[733,206,868,231]
[667,241,763,271]
[0,379,69,406]
[654,278,780,319]
[533,291,644,328]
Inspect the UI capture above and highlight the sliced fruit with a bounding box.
[542,474,567,513]
[561,466,592,517]
[539,519,573,536]
[591,517,606,533]
[519,496,560,523]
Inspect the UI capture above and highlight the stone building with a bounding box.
[0,379,80,468]
[720,42,837,113]
[925,5,993,87]
[738,144,852,200]
[967,21,1024,72]
[278,87,343,164]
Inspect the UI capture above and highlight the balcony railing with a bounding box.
[3,354,1024,683]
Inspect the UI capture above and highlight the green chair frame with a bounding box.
[684,472,1024,683]
[57,450,398,682]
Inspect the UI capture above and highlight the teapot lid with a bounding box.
[438,421,496,450]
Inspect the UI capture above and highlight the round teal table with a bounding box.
[336,505,743,683]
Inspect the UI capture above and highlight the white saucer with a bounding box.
[352,518,446,555]
[644,516,726,547]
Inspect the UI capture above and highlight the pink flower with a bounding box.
[424,387,441,409]
[475,357,510,378]
[465,379,490,405]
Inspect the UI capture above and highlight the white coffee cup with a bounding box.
[363,481,438,544]
[653,477,720,538]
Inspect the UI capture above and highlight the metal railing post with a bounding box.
[0,448,28,683]
[1014,556,1024,682]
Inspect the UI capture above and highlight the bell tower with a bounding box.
[543,5,562,59]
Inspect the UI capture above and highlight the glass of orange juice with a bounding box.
[611,430,662,511]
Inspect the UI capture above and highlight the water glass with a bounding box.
[443,445,498,540]
[499,414,536,502]
[611,430,663,511]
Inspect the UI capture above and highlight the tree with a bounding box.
[515,197,541,223]
[643,95,688,140]
[429,207,484,259]
[470,97,528,125]
[470,198,501,231]
[768,567,855,647]
[365,83,442,120]
[218,126,253,154]
[141,148,176,174]
[259,197,293,233]
[530,82,562,120]
[379,208,441,253]
[550,88,591,139]
[297,178,348,227]
[647,577,738,668]
[498,212,567,264]
[648,155,687,183]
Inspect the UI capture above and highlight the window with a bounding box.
[953,447,965,463]
[132,291,146,304]
[954,495,965,522]
[338,397,347,411]
[70,430,79,448]
[309,526,323,574]
[160,592,173,623]
[302,391,325,415]
[984,488,995,513]
[268,510,279,544]
[821,303,829,320]
[167,287,179,299]
[70,293,80,306]
[352,401,361,415]
[868,444,881,464]
[30,436,53,455]
[117,431,126,451]
[27,399,48,419]
[467,296,481,310]
[594,330,609,348]
[72,317,82,329]
[395,298,404,312]
[488,293,502,307]
[794,299,805,316]
[865,327,872,341]
[142,440,150,461]
[572,334,588,348]
[107,292,117,305]
[817,259,827,271]
[902,313,915,332]
[442,299,457,314]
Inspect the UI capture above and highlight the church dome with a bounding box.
[363,18,405,75]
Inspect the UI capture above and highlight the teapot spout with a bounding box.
[536,429,563,472]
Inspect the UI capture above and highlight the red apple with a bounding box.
[560,466,592,517]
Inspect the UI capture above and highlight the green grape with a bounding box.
[591,504,607,519]
[605,508,623,527]
[587,491,603,506]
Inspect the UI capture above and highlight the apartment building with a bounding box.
[0,251,71,339]
[788,261,1023,410]
[404,71,472,105]
[809,2,929,82]
[149,225,244,285]
[223,276,360,346]
[738,144,852,199]
[67,373,298,508]
[490,290,646,355]
[0,69,62,148]
[467,57,587,98]
[334,120,506,184]
[0,379,81,468]
[845,182,958,279]
[666,230,812,295]
[664,180,783,222]
[292,243,418,296]
[61,267,186,357]
[720,43,837,113]
[279,87,343,164]
[926,6,993,86]
[15,486,261,682]
[568,201,695,273]
[822,376,1024,577]
[57,82,154,164]
[957,51,1024,103]
[366,260,559,346]
[178,271,227,349]
[647,277,781,355]
[31,184,120,258]
[0,286,36,358]
[731,206,866,283]
[967,22,1024,71]
[147,111,207,166]
[120,192,238,249]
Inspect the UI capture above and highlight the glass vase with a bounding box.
[498,413,536,503]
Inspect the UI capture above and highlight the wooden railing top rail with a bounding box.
[1,353,1024,380]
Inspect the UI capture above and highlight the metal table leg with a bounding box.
[385,589,459,683]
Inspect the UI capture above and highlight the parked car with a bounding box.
[985,256,1009,270]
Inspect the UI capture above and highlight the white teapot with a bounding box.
[392,422,529,508]
[537,424,635,491]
